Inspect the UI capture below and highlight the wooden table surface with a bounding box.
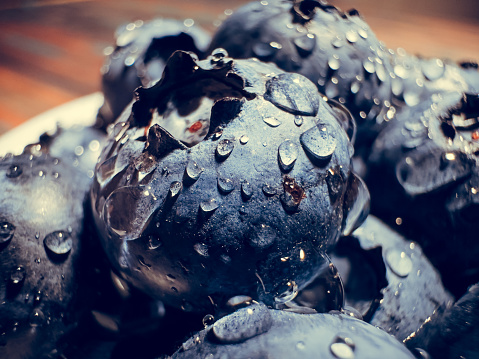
[0,0,478,136]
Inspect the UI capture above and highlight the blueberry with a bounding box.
[0,125,105,358]
[91,50,369,313]
[208,0,479,165]
[331,215,453,341]
[367,91,479,297]
[173,304,415,358]
[0,156,85,358]
[97,18,211,129]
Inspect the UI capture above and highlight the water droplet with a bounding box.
[342,173,370,236]
[169,181,182,198]
[218,177,235,194]
[147,236,162,250]
[263,117,281,127]
[346,30,359,43]
[300,124,337,163]
[10,266,26,285]
[30,309,45,327]
[92,310,120,332]
[220,254,231,264]
[262,184,277,196]
[358,28,368,39]
[278,140,298,171]
[74,145,84,157]
[199,198,219,213]
[212,303,273,343]
[385,249,413,277]
[326,168,344,204]
[252,42,277,60]
[240,135,249,144]
[212,126,224,140]
[274,280,298,304]
[105,186,158,239]
[329,57,340,71]
[211,48,228,63]
[412,348,431,359]
[6,164,22,178]
[43,231,72,256]
[0,221,15,244]
[363,60,375,74]
[294,115,303,126]
[264,73,319,116]
[116,25,140,47]
[111,271,130,299]
[421,58,445,81]
[330,334,356,359]
[216,139,234,159]
[249,224,276,249]
[202,314,215,327]
[332,37,344,48]
[296,341,306,350]
[241,181,253,200]
[294,33,315,57]
[194,243,209,257]
[350,81,360,94]
[226,295,253,311]
[33,290,42,305]
[185,161,203,181]
[342,306,363,320]
[403,90,420,107]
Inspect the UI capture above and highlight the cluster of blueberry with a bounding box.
[1,1,478,358]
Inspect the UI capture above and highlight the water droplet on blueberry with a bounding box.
[218,177,235,194]
[330,334,356,359]
[263,117,281,127]
[10,266,26,285]
[0,221,15,244]
[199,198,219,213]
[278,140,298,171]
[185,161,204,181]
[216,139,234,159]
[264,73,319,116]
[202,314,215,327]
[44,231,72,256]
[385,249,413,277]
[241,181,253,200]
[300,124,337,163]
[6,164,22,178]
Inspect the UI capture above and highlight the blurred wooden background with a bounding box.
[0,0,478,135]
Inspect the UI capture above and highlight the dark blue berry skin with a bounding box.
[97,18,211,129]
[367,92,479,297]
[91,50,369,314]
[173,304,415,359]
[0,126,104,359]
[405,282,479,359]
